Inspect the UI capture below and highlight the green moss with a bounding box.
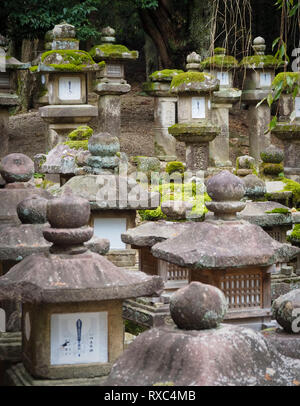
[281,178,300,207]
[201,55,238,69]
[149,69,184,81]
[89,44,138,59]
[68,126,93,141]
[265,208,290,214]
[287,224,300,242]
[272,72,300,93]
[260,151,283,164]
[170,72,214,89]
[63,140,88,150]
[214,47,226,55]
[47,63,88,72]
[260,163,284,176]
[240,55,284,68]
[165,161,185,175]
[138,206,167,221]
[29,65,38,73]
[124,320,148,336]
[98,61,105,69]
[41,50,95,66]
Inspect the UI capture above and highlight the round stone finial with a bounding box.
[52,21,76,39]
[169,282,228,330]
[186,51,201,64]
[101,26,116,43]
[43,188,93,254]
[17,195,49,224]
[260,145,284,164]
[252,36,266,55]
[205,170,246,219]
[0,153,34,184]
[46,188,90,229]
[87,132,120,171]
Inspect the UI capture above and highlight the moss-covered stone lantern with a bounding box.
[151,171,299,328]
[90,27,138,139]
[240,37,284,162]
[33,22,100,150]
[168,71,221,173]
[271,73,300,180]
[0,35,29,157]
[201,48,241,168]
[0,191,163,385]
[142,69,183,162]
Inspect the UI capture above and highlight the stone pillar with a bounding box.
[97,93,122,137]
[186,142,209,172]
[0,109,9,158]
[240,37,280,163]
[210,104,232,167]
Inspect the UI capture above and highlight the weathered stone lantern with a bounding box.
[0,153,51,231]
[201,48,241,168]
[271,74,300,180]
[240,37,283,162]
[0,191,162,385]
[0,35,29,157]
[121,220,192,328]
[143,69,183,162]
[34,22,99,150]
[168,71,220,173]
[90,27,138,138]
[60,131,160,267]
[151,171,299,327]
[105,282,300,386]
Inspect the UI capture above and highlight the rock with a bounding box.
[88,132,120,157]
[170,282,227,330]
[0,153,34,183]
[85,237,110,255]
[206,170,245,201]
[261,145,284,164]
[237,155,255,169]
[272,289,300,333]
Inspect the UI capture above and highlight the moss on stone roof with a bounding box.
[201,55,238,69]
[240,54,285,68]
[149,69,184,81]
[41,49,95,65]
[170,72,215,89]
[89,44,138,59]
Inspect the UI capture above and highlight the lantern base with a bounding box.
[5,363,108,386]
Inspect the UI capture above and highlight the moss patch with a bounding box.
[63,140,88,150]
[170,72,214,89]
[265,208,290,214]
[240,55,284,68]
[149,69,184,81]
[41,50,95,67]
[201,55,238,69]
[287,224,300,242]
[260,163,283,176]
[68,126,93,141]
[165,161,185,175]
[89,44,138,59]
[139,206,167,221]
[281,178,300,207]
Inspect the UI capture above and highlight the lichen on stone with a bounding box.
[68,126,93,141]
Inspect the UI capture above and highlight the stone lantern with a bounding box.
[240,37,283,162]
[0,153,51,231]
[34,22,99,150]
[0,35,29,157]
[201,48,241,168]
[151,171,299,327]
[0,191,163,385]
[90,27,138,138]
[168,71,220,173]
[271,74,300,180]
[59,131,160,267]
[142,69,183,162]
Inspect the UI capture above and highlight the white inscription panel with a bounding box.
[107,64,122,77]
[51,312,108,365]
[192,97,206,119]
[0,308,5,332]
[59,76,81,100]
[260,72,271,87]
[94,217,127,249]
[295,97,300,118]
[217,71,229,86]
